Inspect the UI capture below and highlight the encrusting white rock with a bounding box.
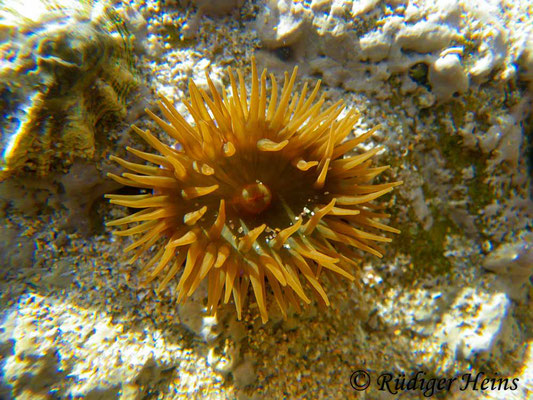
[435,289,513,361]
[396,20,458,54]
[256,0,308,48]
[428,48,469,101]
[254,0,530,103]
[483,233,533,302]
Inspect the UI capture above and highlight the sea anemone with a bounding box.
[106,58,402,323]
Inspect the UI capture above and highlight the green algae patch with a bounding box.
[393,206,458,279]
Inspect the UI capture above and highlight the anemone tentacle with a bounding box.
[106,57,402,323]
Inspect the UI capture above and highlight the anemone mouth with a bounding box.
[105,57,402,323]
[238,182,272,214]
[218,149,321,230]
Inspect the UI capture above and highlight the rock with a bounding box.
[483,233,533,302]
[428,49,469,101]
[396,21,458,54]
[192,0,244,16]
[256,0,308,49]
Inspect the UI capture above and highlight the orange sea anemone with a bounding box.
[106,58,402,323]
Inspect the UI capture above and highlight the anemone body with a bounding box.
[106,58,401,323]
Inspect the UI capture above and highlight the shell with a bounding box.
[0,0,138,180]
